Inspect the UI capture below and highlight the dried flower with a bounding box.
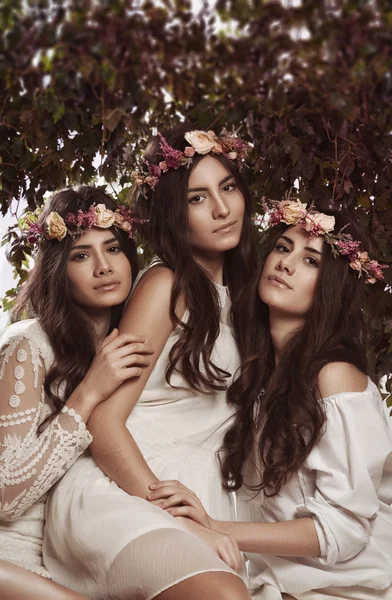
[46,212,67,241]
[95,204,116,228]
[185,130,221,155]
[281,200,307,225]
[184,146,195,157]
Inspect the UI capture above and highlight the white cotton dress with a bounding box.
[0,319,92,578]
[43,263,241,599]
[237,379,392,600]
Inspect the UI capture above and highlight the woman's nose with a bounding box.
[277,256,295,275]
[212,195,230,219]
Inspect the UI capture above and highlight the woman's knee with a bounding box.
[156,571,250,600]
[209,572,251,600]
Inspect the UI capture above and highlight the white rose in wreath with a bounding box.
[184,130,217,155]
[95,204,116,228]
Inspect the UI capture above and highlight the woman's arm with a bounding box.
[0,334,91,521]
[88,266,182,499]
[211,518,320,556]
[147,481,321,557]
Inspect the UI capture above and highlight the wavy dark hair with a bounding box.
[220,210,371,496]
[133,124,259,392]
[13,186,139,430]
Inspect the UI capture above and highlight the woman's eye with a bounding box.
[189,195,204,204]
[274,243,289,253]
[222,183,236,192]
[108,245,122,253]
[71,253,88,261]
[305,257,319,268]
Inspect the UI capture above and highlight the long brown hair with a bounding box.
[133,124,259,392]
[220,210,370,495]
[13,186,139,428]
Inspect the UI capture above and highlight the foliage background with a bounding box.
[1,0,391,401]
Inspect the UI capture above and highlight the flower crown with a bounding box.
[131,129,250,192]
[23,203,144,246]
[260,196,387,284]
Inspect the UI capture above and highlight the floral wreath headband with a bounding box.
[22,203,146,247]
[130,129,251,193]
[260,196,387,284]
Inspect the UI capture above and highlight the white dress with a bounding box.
[237,379,392,600]
[44,263,241,599]
[0,319,92,577]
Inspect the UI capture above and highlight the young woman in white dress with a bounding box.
[148,202,392,599]
[44,127,257,599]
[0,186,154,598]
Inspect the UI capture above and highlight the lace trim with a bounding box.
[214,282,228,308]
[0,533,50,577]
[0,407,37,427]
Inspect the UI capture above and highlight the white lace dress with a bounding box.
[0,319,92,578]
[238,379,392,600]
[44,264,242,599]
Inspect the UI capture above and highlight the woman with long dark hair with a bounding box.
[0,186,154,598]
[44,126,257,599]
[148,201,392,599]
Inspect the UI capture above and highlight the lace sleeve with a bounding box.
[0,333,92,521]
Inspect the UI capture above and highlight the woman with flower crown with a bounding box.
[44,125,257,599]
[145,201,392,599]
[0,185,155,599]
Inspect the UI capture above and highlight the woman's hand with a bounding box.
[78,329,154,410]
[147,480,214,529]
[177,517,242,572]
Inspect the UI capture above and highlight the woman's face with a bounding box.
[258,224,324,318]
[186,155,245,257]
[66,228,132,314]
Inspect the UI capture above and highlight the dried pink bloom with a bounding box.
[146,161,162,178]
[72,205,98,229]
[336,239,362,256]
[145,175,159,189]
[184,146,195,157]
[25,220,43,235]
[158,133,183,168]
[65,213,77,225]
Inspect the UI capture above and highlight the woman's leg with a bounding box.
[0,560,89,600]
[155,571,250,600]
[106,528,250,600]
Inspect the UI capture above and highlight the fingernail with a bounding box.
[149,483,157,489]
